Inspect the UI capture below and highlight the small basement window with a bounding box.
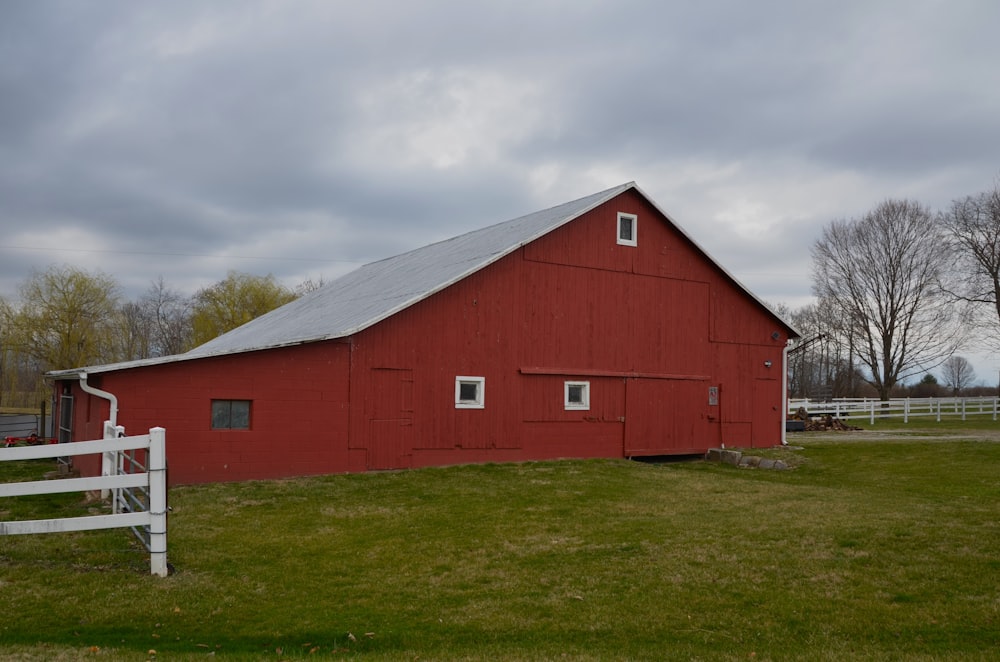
[455,376,485,409]
[564,381,590,410]
[617,212,637,246]
[211,399,251,430]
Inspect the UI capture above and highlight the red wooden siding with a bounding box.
[66,342,353,484]
[364,368,414,470]
[339,190,786,467]
[623,378,717,455]
[58,188,791,484]
[519,374,625,459]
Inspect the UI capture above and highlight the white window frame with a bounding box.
[617,212,637,246]
[564,380,590,411]
[455,376,485,409]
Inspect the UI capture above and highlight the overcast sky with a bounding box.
[3,1,1000,368]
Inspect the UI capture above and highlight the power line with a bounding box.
[0,244,364,264]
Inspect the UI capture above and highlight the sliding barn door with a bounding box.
[624,378,717,456]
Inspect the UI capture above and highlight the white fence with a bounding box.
[0,424,167,577]
[788,397,999,424]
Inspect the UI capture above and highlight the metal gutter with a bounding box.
[781,342,790,445]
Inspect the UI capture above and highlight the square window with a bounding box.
[455,376,485,409]
[211,399,252,430]
[459,382,478,401]
[564,381,590,410]
[617,212,637,246]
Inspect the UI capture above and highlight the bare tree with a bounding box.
[110,300,154,362]
[940,180,1000,349]
[141,276,194,356]
[787,301,868,399]
[811,199,965,400]
[941,355,976,395]
[294,276,326,296]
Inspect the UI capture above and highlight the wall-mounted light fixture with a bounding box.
[763,360,773,368]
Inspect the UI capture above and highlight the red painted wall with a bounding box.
[344,189,787,469]
[63,341,352,484]
[59,189,791,484]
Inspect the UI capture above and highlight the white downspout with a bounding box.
[781,342,790,446]
[79,371,118,428]
[78,371,121,499]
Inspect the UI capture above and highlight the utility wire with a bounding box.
[0,244,364,264]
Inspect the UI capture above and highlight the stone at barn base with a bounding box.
[706,448,789,471]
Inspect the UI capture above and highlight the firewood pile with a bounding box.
[789,407,863,432]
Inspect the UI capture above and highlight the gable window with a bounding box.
[564,381,590,410]
[212,399,251,430]
[617,212,637,246]
[455,376,485,409]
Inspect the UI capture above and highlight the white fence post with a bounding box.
[100,422,126,502]
[148,427,168,578]
[101,421,114,499]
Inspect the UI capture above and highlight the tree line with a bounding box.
[0,269,318,408]
[788,178,1000,400]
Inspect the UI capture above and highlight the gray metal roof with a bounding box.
[186,182,635,358]
[48,181,797,378]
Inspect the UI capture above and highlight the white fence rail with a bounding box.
[789,397,999,424]
[0,425,167,577]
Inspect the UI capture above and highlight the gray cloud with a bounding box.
[2,0,999,377]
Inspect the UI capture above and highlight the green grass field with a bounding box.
[2,424,999,660]
[854,413,1000,432]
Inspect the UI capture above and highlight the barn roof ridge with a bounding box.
[362,182,632,268]
[48,181,796,377]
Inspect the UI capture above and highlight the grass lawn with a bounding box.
[1,426,999,660]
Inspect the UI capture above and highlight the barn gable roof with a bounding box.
[49,182,797,377]
[187,182,636,359]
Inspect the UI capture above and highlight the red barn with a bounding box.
[49,183,798,484]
